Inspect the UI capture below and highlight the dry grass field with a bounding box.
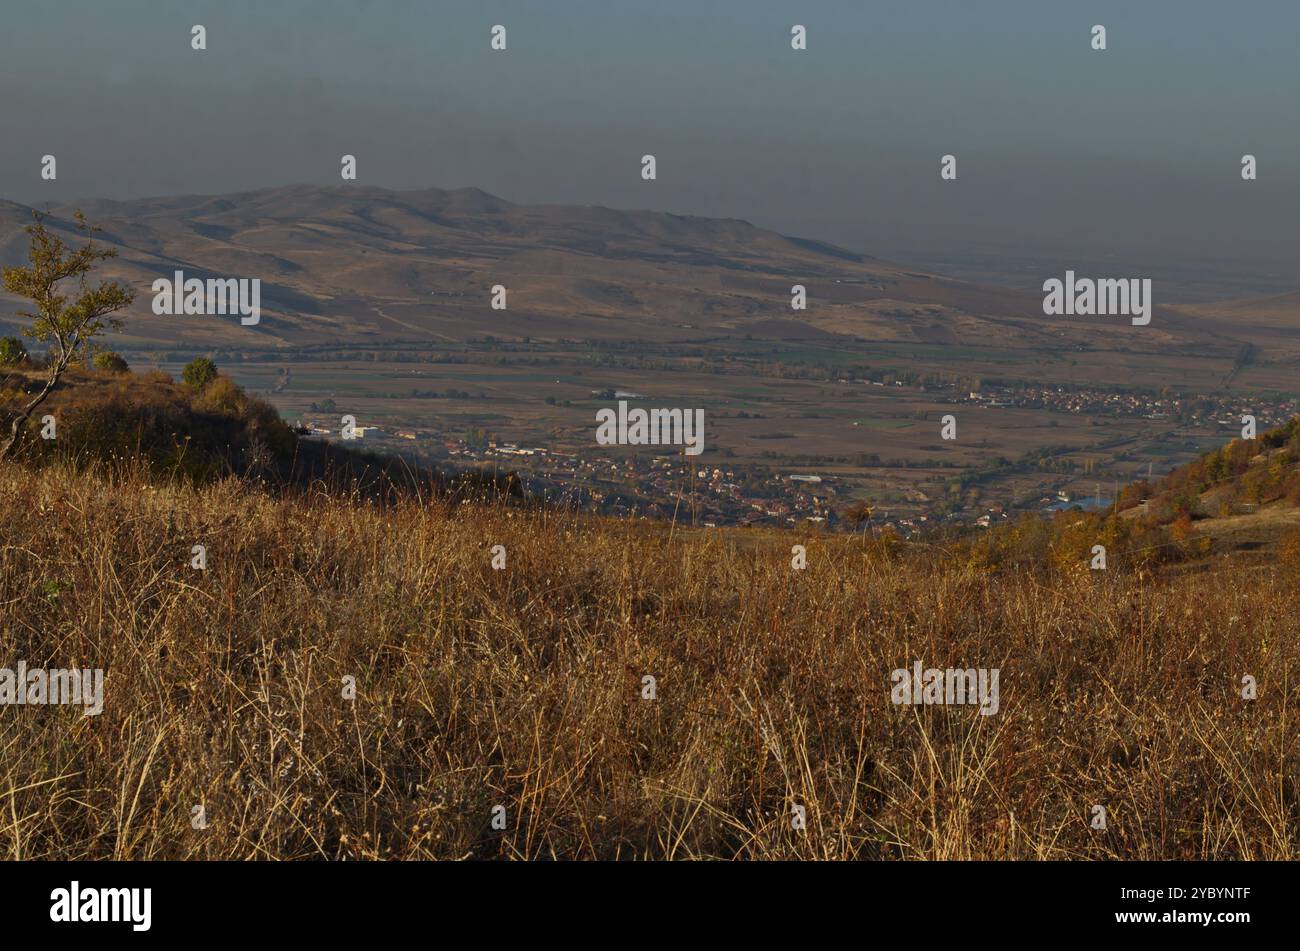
[0,456,1294,860]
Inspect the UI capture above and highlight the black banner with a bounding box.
[3,860,1278,938]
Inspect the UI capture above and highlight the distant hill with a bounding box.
[0,184,1205,357]
[1177,290,1300,333]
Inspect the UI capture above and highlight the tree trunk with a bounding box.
[0,363,65,461]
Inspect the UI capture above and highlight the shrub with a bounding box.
[194,375,246,415]
[0,336,28,366]
[182,357,218,390]
[92,351,130,374]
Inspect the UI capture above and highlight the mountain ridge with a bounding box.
[0,184,1076,352]
[1,184,1293,395]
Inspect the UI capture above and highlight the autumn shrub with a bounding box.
[92,351,130,374]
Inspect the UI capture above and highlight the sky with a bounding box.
[1,0,1297,297]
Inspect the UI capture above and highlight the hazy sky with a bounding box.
[2,0,1297,296]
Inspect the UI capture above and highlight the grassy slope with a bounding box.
[0,456,1295,859]
[0,365,517,501]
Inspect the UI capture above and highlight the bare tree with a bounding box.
[0,211,134,459]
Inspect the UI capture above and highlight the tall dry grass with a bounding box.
[0,459,1294,859]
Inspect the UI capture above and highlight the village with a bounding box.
[954,383,1298,428]
[290,380,1299,535]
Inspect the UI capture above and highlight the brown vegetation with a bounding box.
[0,449,1293,859]
[1122,417,1300,521]
[0,365,517,501]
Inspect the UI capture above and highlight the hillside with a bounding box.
[0,392,1295,859]
[0,185,1203,358]
[0,363,516,502]
[1111,416,1300,563]
[1,455,1296,860]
